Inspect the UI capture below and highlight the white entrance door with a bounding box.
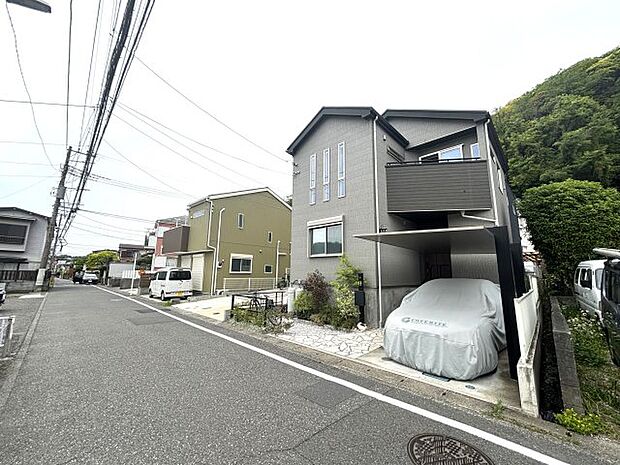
[191,254,204,292]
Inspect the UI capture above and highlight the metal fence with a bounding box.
[230,291,287,325]
[0,316,15,358]
[222,277,276,293]
[0,270,38,282]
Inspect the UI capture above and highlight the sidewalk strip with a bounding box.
[95,286,570,465]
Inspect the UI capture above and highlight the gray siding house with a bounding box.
[287,107,525,378]
[0,207,49,271]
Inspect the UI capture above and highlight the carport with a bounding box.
[354,225,523,379]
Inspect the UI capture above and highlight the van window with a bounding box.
[169,270,191,281]
[607,270,620,304]
[595,269,603,290]
[580,269,592,289]
[157,271,167,280]
[574,269,580,284]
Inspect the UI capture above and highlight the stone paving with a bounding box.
[276,319,384,359]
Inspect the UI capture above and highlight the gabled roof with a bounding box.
[383,109,490,122]
[286,106,409,155]
[0,206,49,220]
[189,187,292,211]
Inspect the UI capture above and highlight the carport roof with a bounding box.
[354,226,498,254]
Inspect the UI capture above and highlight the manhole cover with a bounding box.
[407,434,494,465]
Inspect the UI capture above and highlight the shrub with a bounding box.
[293,290,313,319]
[555,408,604,435]
[330,256,361,329]
[302,270,331,311]
[566,313,609,367]
[519,179,620,290]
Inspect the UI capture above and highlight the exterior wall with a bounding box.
[386,117,476,147]
[210,191,291,290]
[0,211,48,270]
[162,226,190,254]
[187,202,210,252]
[290,116,377,287]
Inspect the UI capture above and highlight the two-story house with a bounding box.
[162,187,292,294]
[287,107,526,378]
[0,207,49,291]
[146,216,188,271]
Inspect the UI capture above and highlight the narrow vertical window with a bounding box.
[337,142,345,198]
[237,213,244,229]
[323,148,330,201]
[470,143,480,159]
[267,231,272,243]
[309,153,316,205]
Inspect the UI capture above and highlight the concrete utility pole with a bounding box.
[37,147,71,288]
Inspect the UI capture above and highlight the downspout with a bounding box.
[212,208,225,295]
[206,200,217,294]
[371,115,384,328]
[484,120,500,227]
[275,240,280,287]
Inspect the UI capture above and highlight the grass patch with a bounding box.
[561,305,620,438]
[490,400,505,418]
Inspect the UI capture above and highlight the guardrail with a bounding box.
[0,316,15,358]
[222,278,276,293]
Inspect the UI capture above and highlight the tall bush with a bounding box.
[331,256,361,328]
[302,270,331,312]
[519,179,620,290]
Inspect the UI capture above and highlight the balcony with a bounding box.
[162,225,190,254]
[385,159,492,213]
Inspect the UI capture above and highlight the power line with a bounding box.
[103,139,196,198]
[0,174,57,178]
[5,2,57,171]
[65,0,74,149]
[0,98,96,108]
[63,208,154,223]
[134,56,290,164]
[76,212,149,233]
[0,178,50,200]
[117,103,290,175]
[0,160,54,167]
[71,225,144,240]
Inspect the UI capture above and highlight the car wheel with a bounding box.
[160,291,166,301]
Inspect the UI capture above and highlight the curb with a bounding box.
[0,292,48,412]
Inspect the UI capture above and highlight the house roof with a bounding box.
[118,243,154,250]
[286,106,409,155]
[0,206,49,220]
[382,109,490,122]
[188,187,292,211]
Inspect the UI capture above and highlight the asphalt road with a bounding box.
[0,282,614,464]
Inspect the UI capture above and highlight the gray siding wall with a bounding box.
[387,117,476,146]
[162,225,189,254]
[290,117,377,287]
[386,160,492,212]
[0,212,47,270]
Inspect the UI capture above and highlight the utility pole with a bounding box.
[36,147,72,289]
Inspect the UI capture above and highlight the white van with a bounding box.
[149,267,192,301]
[574,260,605,321]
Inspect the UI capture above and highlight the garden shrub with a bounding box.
[302,270,331,312]
[293,290,313,319]
[330,256,361,329]
[555,408,603,435]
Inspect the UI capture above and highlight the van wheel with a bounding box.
[160,291,166,301]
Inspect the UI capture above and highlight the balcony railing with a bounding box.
[386,158,492,213]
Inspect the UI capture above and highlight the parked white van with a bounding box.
[149,267,192,301]
[574,260,605,320]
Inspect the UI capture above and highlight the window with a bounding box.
[309,223,343,257]
[237,213,244,229]
[267,231,272,243]
[497,162,505,193]
[595,269,603,290]
[580,268,592,289]
[470,143,480,159]
[230,254,252,273]
[0,223,28,245]
[420,145,463,163]
[323,148,330,201]
[264,264,273,274]
[606,269,620,304]
[157,271,167,280]
[337,142,346,198]
[169,270,191,281]
[309,153,317,205]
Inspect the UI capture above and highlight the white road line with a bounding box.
[95,286,571,465]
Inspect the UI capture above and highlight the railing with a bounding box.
[386,157,483,166]
[230,291,287,325]
[0,316,15,358]
[222,277,276,293]
[0,270,38,282]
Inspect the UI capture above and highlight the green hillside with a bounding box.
[493,47,620,197]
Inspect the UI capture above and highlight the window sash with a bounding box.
[309,223,343,257]
[264,264,273,274]
[337,142,345,198]
[231,257,252,273]
[420,145,463,163]
[237,213,244,229]
[309,153,316,188]
[470,143,480,159]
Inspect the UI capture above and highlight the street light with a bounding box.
[6,0,51,13]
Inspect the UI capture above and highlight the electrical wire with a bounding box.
[0,178,50,200]
[62,208,154,223]
[117,103,290,175]
[76,212,150,233]
[0,98,96,108]
[65,0,74,149]
[71,225,144,240]
[134,56,290,164]
[5,3,57,171]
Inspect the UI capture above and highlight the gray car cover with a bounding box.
[384,278,506,380]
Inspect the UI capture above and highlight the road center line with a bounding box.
[95,286,570,465]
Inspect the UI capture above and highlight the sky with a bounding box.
[1,0,619,257]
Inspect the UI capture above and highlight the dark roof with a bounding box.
[0,207,49,219]
[118,243,153,250]
[383,109,490,122]
[286,107,409,155]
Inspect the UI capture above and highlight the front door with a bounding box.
[423,252,451,282]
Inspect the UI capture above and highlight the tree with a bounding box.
[519,180,620,290]
[85,251,119,270]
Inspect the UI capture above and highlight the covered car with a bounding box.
[384,278,506,380]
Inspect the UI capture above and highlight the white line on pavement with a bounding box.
[95,286,570,465]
